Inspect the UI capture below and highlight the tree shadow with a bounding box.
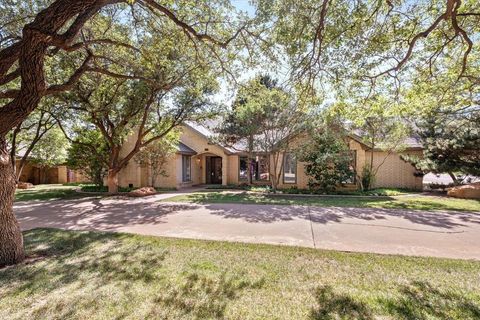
[15,197,199,232]
[204,202,477,230]
[310,285,374,320]
[0,228,263,319]
[380,281,480,319]
[309,282,480,320]
[180,192,479,229]
[150,271,264,319]
[0,228,167,295]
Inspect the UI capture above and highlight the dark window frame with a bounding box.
[237,154,270,182]
[182,155,192,182]
[283,153,297,184]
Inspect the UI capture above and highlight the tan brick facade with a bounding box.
[116,125,424,190]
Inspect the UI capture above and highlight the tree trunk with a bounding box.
[448,172,460,185]
[0,136,25,267]
[247,135,254,185]
[107,169,119,193]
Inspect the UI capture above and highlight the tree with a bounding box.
[253,86,306,192]
[0,0,248,267]
[216,75,276,185]
[29,128,68,183]
[403,110,480,185]
[256,0,480,94]
[134,131,178,187]
[297,123,354,192]
[64,73,217,193]
[8,103,59,182]
[331,96,410,190]
[66,128,109,187]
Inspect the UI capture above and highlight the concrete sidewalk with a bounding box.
[13,195,480,260]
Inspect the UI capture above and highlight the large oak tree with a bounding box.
[0,0,248,267]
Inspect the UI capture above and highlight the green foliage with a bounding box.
[403,109,480,179]
[67,129,108,187]
[29,128,68,183]
[134,131,179,187]
[298,126,354,192]
[217,75,275,148]
[360,164,376,191]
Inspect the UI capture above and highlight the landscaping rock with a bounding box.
[447,182,480,199]
[17,182,34,189]
[128,187,157,197]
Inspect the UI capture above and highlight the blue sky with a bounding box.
[231,0,256,16]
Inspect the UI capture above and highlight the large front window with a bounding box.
[238,155,269,181]
[283,153,297,184]
[182,155,191,182]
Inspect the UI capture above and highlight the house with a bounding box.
[16,158,89,185]
[115,122,425,190]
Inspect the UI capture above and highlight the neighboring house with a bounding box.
[16,158,88,185]
[116,122,425,190]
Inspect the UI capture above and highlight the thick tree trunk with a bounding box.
[107,169,119,193]
[0,136,25,267]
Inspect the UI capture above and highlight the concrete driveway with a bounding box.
[13,193,480,260]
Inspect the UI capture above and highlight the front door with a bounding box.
[207,156,222,184]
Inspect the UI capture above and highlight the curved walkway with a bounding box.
[13,192,480,260]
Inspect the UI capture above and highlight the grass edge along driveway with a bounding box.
[1,228,479,319]
[162,191,480,212]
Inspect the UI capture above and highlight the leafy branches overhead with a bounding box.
[255,0,480,94]
[0,0,252,136]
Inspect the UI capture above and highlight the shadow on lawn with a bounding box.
[0,228,261,319]
[0,228,167,293]
[150,271,264,319]
[310,282,480,320]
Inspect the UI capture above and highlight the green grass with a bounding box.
[1,228,479,319]
[206,185,420,196]
[163,191,480,212]
[79,185,135,193]
[14,184,92,202]
[15,184,177,201]
[80,185,177,193]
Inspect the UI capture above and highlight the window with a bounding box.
[182,155,191,182]
[238,155,270,181]
[254,155,269,181]
[283,153,297,184]
[239,156,248,180]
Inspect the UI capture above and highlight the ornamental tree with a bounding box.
[297,121,354,192]
[216,75,277,185]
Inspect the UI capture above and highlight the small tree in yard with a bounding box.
[134,132,179,187]
[254,86,306,193]
[402,108,480,185]
[216,75,276,185]
[333,96,409,190]
[298,124,354,192]
[29,128,68,183]
[66,128,109,187]
[8,106,58,182]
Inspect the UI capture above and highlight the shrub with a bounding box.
[298,128,355,192]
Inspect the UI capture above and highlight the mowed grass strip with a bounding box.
[1,228,479,319]
[14,184,89,202]
[163,191,480,212]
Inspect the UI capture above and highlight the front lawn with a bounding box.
[14,184,92,202]
[164,191,480,212]
[1,228,479,319]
